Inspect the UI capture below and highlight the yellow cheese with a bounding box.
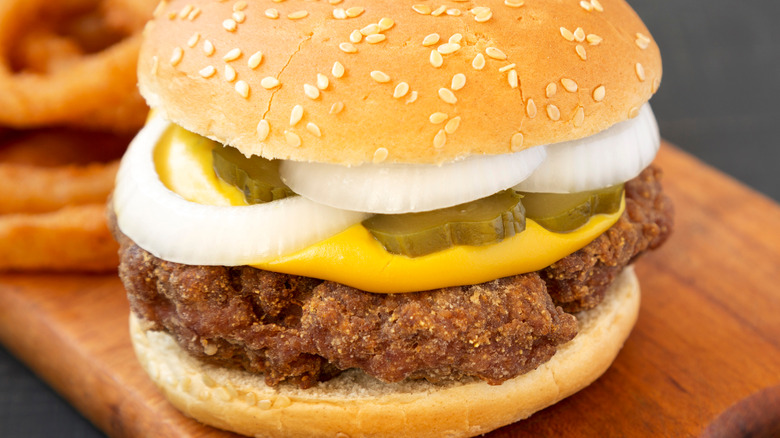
[155,128,623,293]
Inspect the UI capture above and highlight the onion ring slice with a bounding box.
[279,147,547,214]
[114,117,369,265]
[514,103,660,193]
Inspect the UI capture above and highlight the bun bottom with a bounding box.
[129,267,640,438]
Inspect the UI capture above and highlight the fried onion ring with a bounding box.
[0,0,154,132]
[0,161,119,214]
[0,204,118,272]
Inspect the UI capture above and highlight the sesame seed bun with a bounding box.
[129,267,640,438]
[137,0,661,165]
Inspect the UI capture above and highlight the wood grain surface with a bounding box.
[0,143,779,437]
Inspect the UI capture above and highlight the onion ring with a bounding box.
[0,204,118,272]
[0,0,155,132]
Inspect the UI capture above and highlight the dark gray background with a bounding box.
[1,0,778,436]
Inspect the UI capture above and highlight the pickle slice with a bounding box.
[519,184,624,232]
[212,145,295,204]
[362,189,525,257]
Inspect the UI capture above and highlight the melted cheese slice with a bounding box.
[155,130,624,293]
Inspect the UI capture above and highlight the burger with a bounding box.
[110,0,673,436]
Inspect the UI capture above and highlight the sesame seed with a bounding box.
[422,33,440,47]
[593,85,605,102]
[437,43,461,55]
[304,83,320,99]
[361,23,380,35]
[150,56,159,75]
[406,91,419,104]
[473,8,492,22]
[178,4,193,19]
[345,7,364,17]
[636,33,651,47]
[438,88,457,104]
[587,34,603,45]
[317,73,329,90]
[546,83,557,98]
[628,106,639,119]
[430,112,448,124]
[261,77,280,89]
[446,8,461,16]
[394,82,410,98]
[580,1,593,11]
[504,0,524,7]
[573,27,586,42]
[248,51,263,69]
[170,47,184,66]
[257,120,270,141]
[284,131,302,147]
[430,50,444,68]
[306,122,322,137]
[223,19,237,31]
[349,30,363,43]
[485,47,507,60]
[378,17,395,31]
[370,71,391,83]
[547,104,561,121]
[526,99,537,118]
[330,101,345,114]
[373,147,389,163]
[573,106,585,127]
[329,0,344,4]
[412,4,431,14]
[233,1,247,11]
[576,45,587,60]
[433,130,447,149]
[339,42,357,53]
[233,11,246,23]
[449,34,463,44]
[332,8,346,19]
[332,61,345,78]
[365,34,386,44]
[508,70,518,88]
[432,5,447,16]
[223,48,242,62]
[224,65,237,82]
[187,7,201,21]
[199,65,216,78]
[510,133,524,151]
[203,40,215,56]
[652,77,661,93]
[451,73,466,90]
[445,116,461,134]
[472,53,486,70]
[560,27,574,42]
[498,63,516,72]
[636,63,646,81]
[235,80,250,98]
[265,8,279,19]
[561,78,578,92]
[187,33,200,48]
[288,10,308,20]
[591,0,604,12]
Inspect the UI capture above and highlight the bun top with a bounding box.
[138,0,661,165]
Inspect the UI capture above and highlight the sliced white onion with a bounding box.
[113,116,368,266]
[514,103,660,193]
[279,146,547,214]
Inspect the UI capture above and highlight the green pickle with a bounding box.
[212,145,295,204]
[519,184,624,233]
[362,189,526,258]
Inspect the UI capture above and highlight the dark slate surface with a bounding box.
[1,1,778,436]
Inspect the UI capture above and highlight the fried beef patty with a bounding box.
[112,166,672,389]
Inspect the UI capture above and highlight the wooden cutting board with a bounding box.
[1,142,779,437]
